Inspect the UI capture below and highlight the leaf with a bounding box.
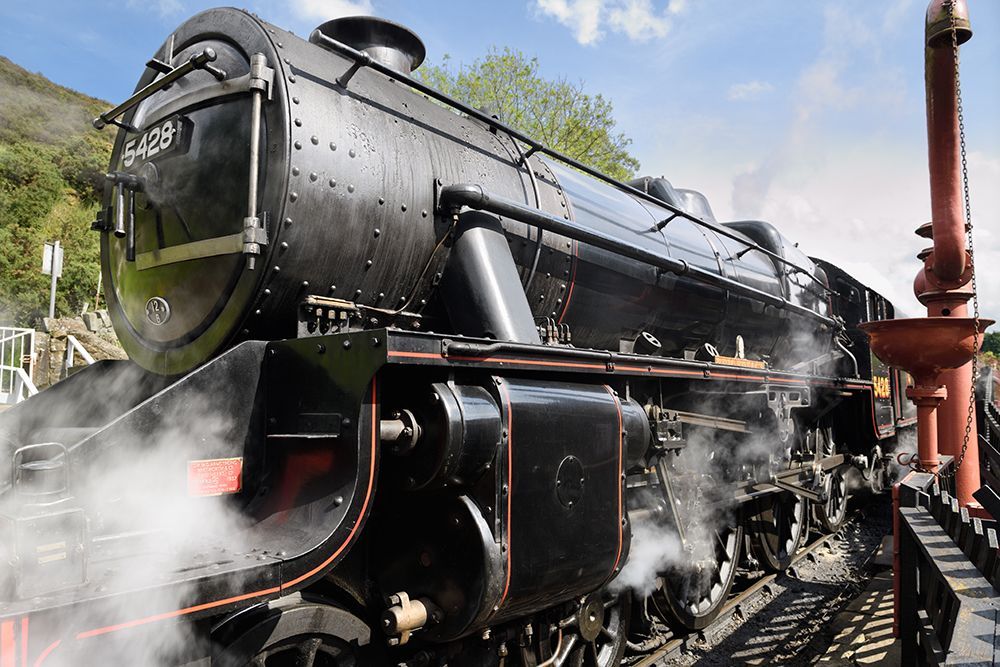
[415,47,640,180]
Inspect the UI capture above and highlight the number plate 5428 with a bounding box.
[122,116,190,168]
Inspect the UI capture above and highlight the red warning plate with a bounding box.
[187,458,243,497]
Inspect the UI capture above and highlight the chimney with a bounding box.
[310,16,426,75]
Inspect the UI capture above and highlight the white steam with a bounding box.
[612,395,804,598]
[611,515,682,597]
[0,365,257,665]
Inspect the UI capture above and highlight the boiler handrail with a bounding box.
[309,29,834,296]
[438,183,836,327]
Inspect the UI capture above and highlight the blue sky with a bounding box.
[2,0,998,320]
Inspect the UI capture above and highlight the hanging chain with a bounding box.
[940,0,980,478]
[902,1,980,478]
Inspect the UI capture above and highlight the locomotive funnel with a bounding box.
[311,16,426,74]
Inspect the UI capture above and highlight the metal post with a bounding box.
[247,70,262,222]
[95,270,102,311]
[241,53,270,271]
[920,0,981,506]
[898,510,917,665]
[908,385,947,473]
[939,344,981,505]
[48,240,60,320]
[892,481,901,637]
[0,329,7,395]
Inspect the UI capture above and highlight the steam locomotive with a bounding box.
[0,9,915,666]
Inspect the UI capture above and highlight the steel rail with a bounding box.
[631,524,871,666]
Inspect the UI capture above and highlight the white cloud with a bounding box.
[727,80,774,101]
[535,0,604,44]
[288,0,373,21]
[795,60,863,122]
[127,0,182,17]
[608,0,670,41]
[881,0,916,32]
[739,144,1000,324]
[649,2,1000,322]
[534,0,682,45]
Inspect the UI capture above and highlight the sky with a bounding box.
[1,0,998,324]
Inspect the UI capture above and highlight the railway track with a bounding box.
[628,516,880,667]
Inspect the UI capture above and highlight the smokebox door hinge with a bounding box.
[249,54,275,101]
[243,211,269,270]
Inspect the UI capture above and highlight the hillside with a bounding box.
[0,56,113,326]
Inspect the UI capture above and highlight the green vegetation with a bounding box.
[982,331,1000,356]
[0,56,112,326]
[981,331,1000,371]
[417,48,640,181]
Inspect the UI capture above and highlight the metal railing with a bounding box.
[977,397,1000,490]
[896,470,1000,665]
[0,327,36,405]
[62,334,95,380]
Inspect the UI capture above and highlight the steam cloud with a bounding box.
[0,364,254,665]
[611,390,814,599]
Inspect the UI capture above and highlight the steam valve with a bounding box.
[106,171,145,262]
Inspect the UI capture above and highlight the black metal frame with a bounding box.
[978,398,1000,491]
[896,468,1000,665]
[0,335,383,665]
[0,325,874,663]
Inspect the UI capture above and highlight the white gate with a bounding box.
[0,327,37,405]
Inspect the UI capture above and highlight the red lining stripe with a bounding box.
[75,587,281,639]
[1,621,14,667]
[556,239,579,324]
[19,618,26,667]
[32,641,58,667]
[602,386,624,577]
[390,350,608,372]
[390,351,895,442]
[496,381,514,612]
[72,379,381,642]
[282,379,378,590]
[390,349,896,442]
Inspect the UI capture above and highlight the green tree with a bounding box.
[0,57,111,326]
[0,142,103,324]
[983,331,1000,356]
[417,48,640,181]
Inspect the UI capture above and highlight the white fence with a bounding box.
[63,334,95,378]
[0,327,36,405]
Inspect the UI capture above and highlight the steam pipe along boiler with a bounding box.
[0,9,915,666]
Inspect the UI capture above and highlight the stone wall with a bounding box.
[33,311,126,388]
